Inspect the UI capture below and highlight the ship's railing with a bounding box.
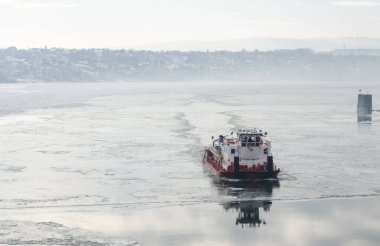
[205,152,222,171]
[207,156,220,166]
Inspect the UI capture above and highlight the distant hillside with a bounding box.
[1,47,380,83]
[133,37,380,51]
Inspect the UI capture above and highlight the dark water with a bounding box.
[0,81,379,245]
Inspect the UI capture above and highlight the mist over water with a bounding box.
[0,81,379,244]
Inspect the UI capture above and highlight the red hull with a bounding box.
[203,151,279,180]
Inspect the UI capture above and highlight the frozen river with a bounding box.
[0,81,379,245]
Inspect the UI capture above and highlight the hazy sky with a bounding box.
[0,0,380,48]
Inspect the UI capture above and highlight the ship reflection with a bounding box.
[222,200,272,228]
[211,177,280,198]
[211,178,279,228]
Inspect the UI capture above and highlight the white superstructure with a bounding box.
[213,128,272,170]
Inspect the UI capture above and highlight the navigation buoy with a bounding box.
[357,91,372,122]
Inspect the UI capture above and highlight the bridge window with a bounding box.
[240,134,261,147]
